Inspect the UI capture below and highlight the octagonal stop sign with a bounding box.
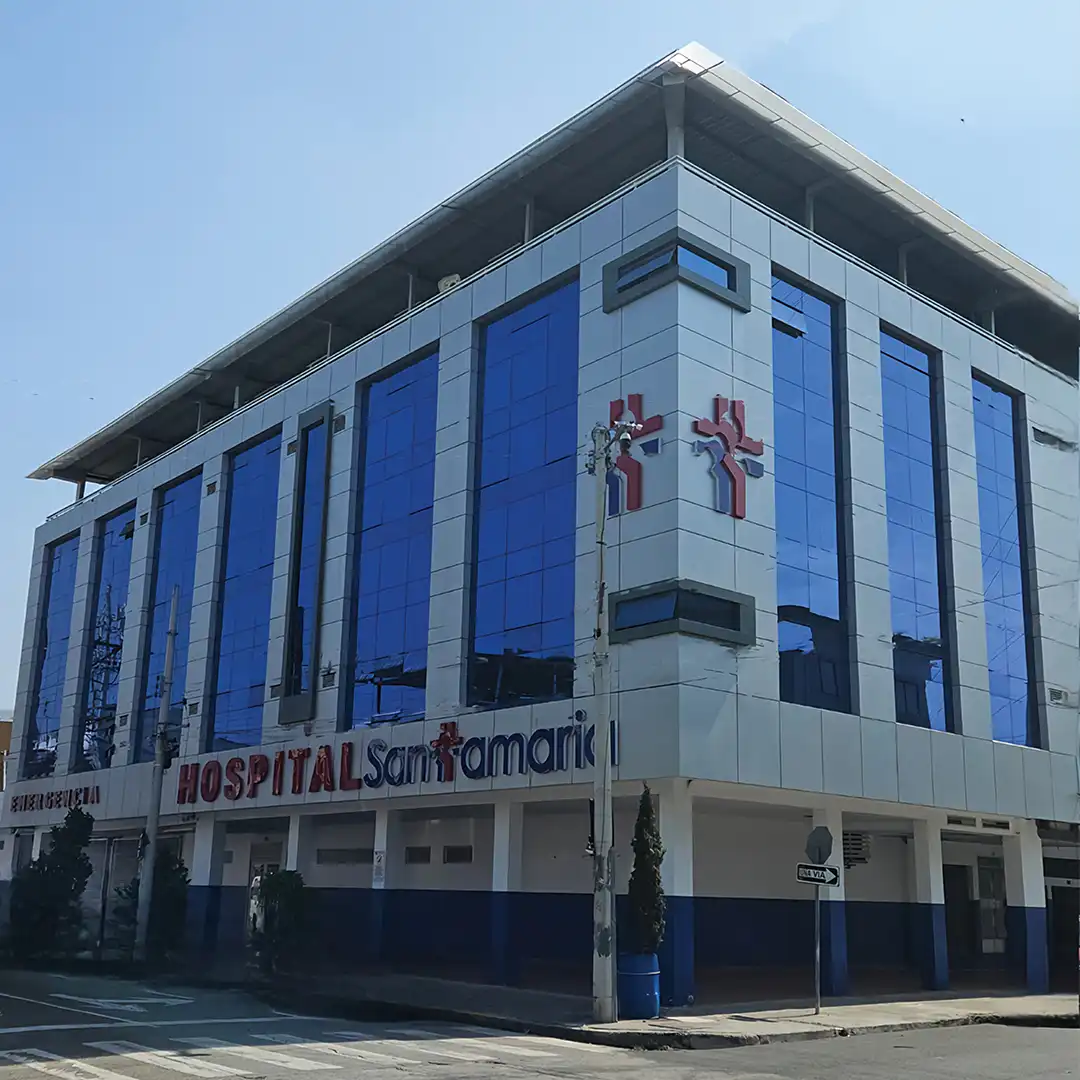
[805,825,833,866]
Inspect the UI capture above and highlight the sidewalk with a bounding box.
[252,971,1079,1050]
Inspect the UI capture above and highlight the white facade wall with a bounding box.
[2,159,1078,891]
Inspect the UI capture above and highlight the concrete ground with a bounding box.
[258,970,1078,1049]
[0,971,1074,1080]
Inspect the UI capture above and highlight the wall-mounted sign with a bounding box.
[608,394,662,515]
[9,785,101,813]
[175,719,617,808]
[692,395,763,519]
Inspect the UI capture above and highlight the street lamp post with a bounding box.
[586,418,638,1024]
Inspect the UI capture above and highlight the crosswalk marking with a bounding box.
[252,1033,413,1067]
[0,1049,133,1080]
[451,1025,614,1054]
[382,1028,503,1062]
[170,1038,338,1072]
[327,1030,494,1063]
[86,1041,249,1077]
[414,1025,557,1058]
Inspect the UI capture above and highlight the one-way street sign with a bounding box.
[796,862,840,887]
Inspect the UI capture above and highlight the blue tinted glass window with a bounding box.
[25,534,80,778]
[616,246,675,291]
[208,433,281,751]
[351,354,438,726]
[76,507,136,771]
[676,246,732,289]
[137,473,201,761]
[613,592,677,631]
[469,281,579,707]
[973,377,1035,745]
[772,276,850,712]
[287,419,327,695]
[881,332,950,730]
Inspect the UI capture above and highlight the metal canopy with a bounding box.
[31,43,1078,487]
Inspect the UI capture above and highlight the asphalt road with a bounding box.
[0,970,1073,1080]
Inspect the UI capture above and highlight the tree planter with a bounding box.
[617,952,660,1019]
[619,784,665,1021]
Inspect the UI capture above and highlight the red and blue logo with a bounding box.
[607,394,662,516]
[693,396,763,519]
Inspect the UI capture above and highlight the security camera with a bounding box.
[617,428,633,454]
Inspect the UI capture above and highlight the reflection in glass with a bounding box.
[25,534,81,778]
[208,433,281,751]
[287,419,327,696]
[881,332,949,730]
[973,378,1035,745]
[76,507,136,771]
[616,244,732,294]
[469,281,578,707]
[351,354,438,726]
[772,276,850,712]
[137,473,201,761]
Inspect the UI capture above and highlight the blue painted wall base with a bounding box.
[659,895,695,1005]
[1005,906,1049,993]
[910,903,949,989]
[819,898,848,996]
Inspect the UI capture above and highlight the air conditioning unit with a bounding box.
[437,274,462,293]
[1048,686,1070,706]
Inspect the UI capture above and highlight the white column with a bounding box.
[492,802,523,893]
[425,325,479,720]
[659,779,693,898]
[113,492,156,766]
[372,806,401,889]
[813,806,846,898]
[31,827,47,862]
[56,523,99,774]
[0,831,15,881]
[189,815,227,887]
[181,456,229,757]
[1002,819,1045,911]
[913,819,945,905]
[285,813,316,873]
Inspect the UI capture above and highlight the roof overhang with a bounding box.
[31,43,1078,485]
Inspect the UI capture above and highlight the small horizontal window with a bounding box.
[676,245,732,289]
[604,228,750,314]
[316,847,374,865]
[404,845,431,865]
[612,591,677,631]
[443,845,474,865]
[609,580,755,647]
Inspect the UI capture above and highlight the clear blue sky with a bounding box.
[1,0,1077,707]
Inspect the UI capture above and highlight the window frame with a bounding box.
[608,579,756,646]
[602,227,752,314]
[24,531,81,779]
[74,503,137,773]
[280,401,334,725]
[771,270,856,714]
[971,369,1045,747]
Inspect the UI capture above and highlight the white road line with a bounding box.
[171,1038,339,1072]
[0,993,133,1025]
[0,1048,134,1080]
[380,1027,503,1062]
[253,1033,414,1067]
[0,1015,328,1036]
[326,1030,494,1063]
[86,1041,249,1077]
[431,1026,558,1058]
[451,1025,614,1054]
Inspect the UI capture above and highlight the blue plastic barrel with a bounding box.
[617,952,660,1019]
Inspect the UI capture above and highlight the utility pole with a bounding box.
[134,585,179,964]
[586,418,639,1024]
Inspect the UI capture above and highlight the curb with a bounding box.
[250,986,1078,1051]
